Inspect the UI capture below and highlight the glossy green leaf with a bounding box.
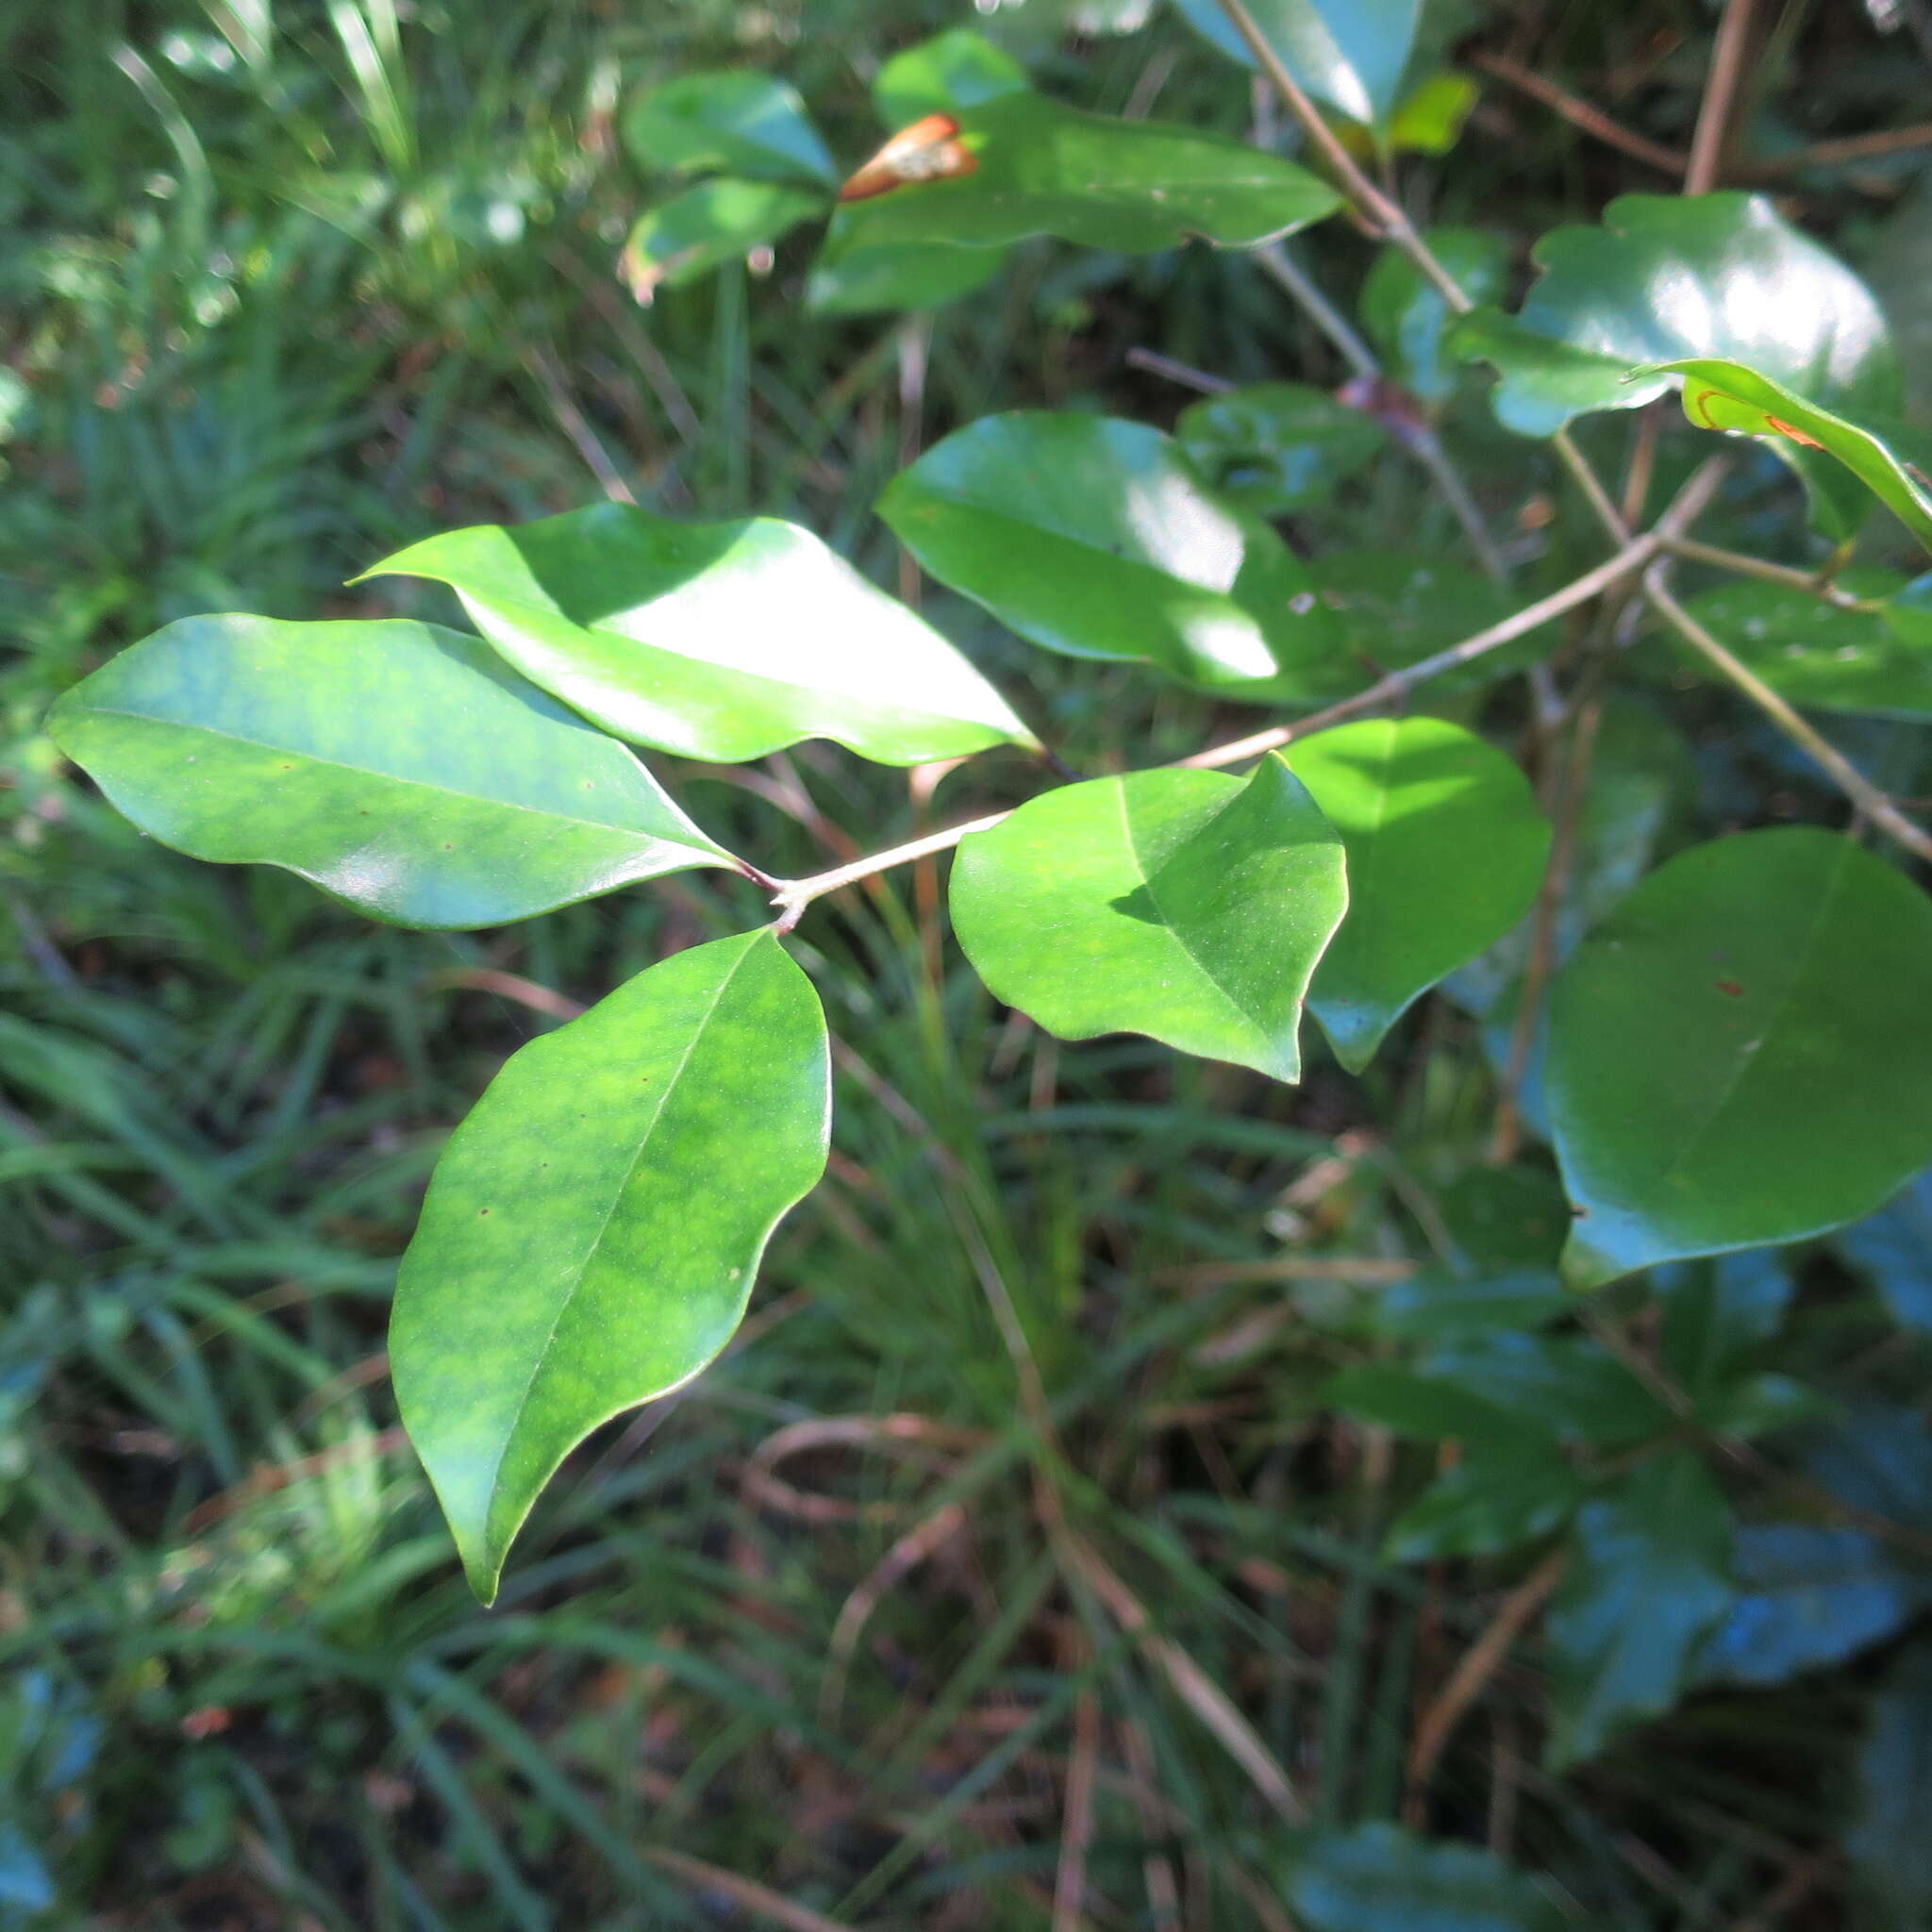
[1545,1453,1734,1767]
[1386,1451,1586,1562]
[45,616,727,929]
[806,215,1008,317]
[1287,719,1550,1070]
[1647,356,1932,549]
[391,929,831,1603]
[622,71,836,187]
[617,179,824,304]
[1287,1824,1565,1932]
[1549,829,1932,1290]
[1172,0,1423,128]
[878,412,1344,701]
[950,757,1348,1082]
[1665,574,1932,720]
[832,93,1341,255]
[1174,382,1385,517]
[1846,1643,1932,1922]
[1693,1525,1926,1689]
[364,504,1034,768]
[873,29,1030,125]
[1835,1171,1932,1335]
[1360,226,1510,403]
[1452,194,1899,456]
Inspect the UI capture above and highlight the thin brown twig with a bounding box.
[1471,51,1689,176]
[643,1849,860,1932]
[1407,1548,1569,1793]
[1659,535,1887,611]
[821,1500,969,1724]
[768,471,1726,929]
[1644,569,1932,863]
[1747,120,1932,176]
[1687,0,1762,192]
[1053,1666,1101,1932]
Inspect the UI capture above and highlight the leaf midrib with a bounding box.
[1657,839,1852,1190]
[458,584,1016,740]
[1117,779,1273,1057]
[78,704,711,850]
[482,937,756,1545]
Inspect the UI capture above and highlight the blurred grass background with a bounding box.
[6,2,1932,1925]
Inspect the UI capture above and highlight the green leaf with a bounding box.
[1890,572,1932,645]
[1451,194,1899,450]
[45,616,727,929]
[363,504,1035,768]
[1803,1406,1932,1535]
[1411,1331,1671,1447]
[1662,574,1932,720]
[950,757,1348,1082]
[1545,1453,1734,1767]
[1324,1363,1551,1446]
[1386,1451,1586,1562]
[878,412,1343,701]
[833,92,1340,255]
[1172,0,1424,129]
[1175,382,1386,517]
[391,929,831,1602]
[1693,1525,1926,1690]
[622,71,836,188]
[1380,71,1480,157]
[1836,1171,1932,1335]
[1436,1166,1572,1271]
[1846,1643,1932,1923]
[1360,226,1510,403]
[1287,719,1550,1071]
[1287,1823,1565,1932]
[1657,1250,1791,1399]
[1308,550,1547,697]
[1371,1268,1571,1341]
[1646,357,1932,550]
[1548,829,1932,1290]
[806,217,1008,317]
[617,178,824,304]
[873,29,1030,125]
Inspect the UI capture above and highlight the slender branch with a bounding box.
[1644,569,1932,862]
[1660,534,1888,611]
[1470,51,1689,177]
[1254,243,1510,583]
[1253,241,1378,378]
[1124,347,1231,396]
[766,475,1724,929]
[1745,119,1932,176]
[1178,525,1679,771]
[1687,0,1761,193]
[1212,0,1468,310]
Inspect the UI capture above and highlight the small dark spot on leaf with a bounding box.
[479,1208,491,1216]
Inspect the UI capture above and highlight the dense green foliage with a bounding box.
[8,1,1932,1926]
